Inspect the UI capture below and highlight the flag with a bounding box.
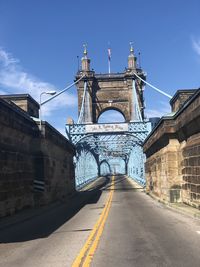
[108,48,111,61]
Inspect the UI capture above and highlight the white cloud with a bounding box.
[0,47,77,116]
[0,49,19,67]
[192,37,200,56]
[145,101,171,118]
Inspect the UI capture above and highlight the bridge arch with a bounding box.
[99,160,112,176]
[73,130,146,185]
[74,148,98,188]
[97,107,126,123]
[109,157,126,175]
[127,143,145,185]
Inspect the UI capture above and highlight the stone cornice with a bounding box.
[144,89,200,156]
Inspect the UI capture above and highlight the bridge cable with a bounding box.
[41,75,85,106]
[132,79,143,121]
[77,80,87,124]
[133,72,172,99]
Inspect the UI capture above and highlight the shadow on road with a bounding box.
[0,176,110,243]
[104,175,143,192]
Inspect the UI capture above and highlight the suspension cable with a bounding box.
[133,72,172,99]
[41,75,85,106]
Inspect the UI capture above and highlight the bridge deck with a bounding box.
[0,176,200,266]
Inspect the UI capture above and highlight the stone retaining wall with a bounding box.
[144,89,200,208]
[0,98,75,217]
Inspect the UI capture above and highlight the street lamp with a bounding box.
[39,91,56,130]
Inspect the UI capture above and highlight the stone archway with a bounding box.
[76,73,144,123]
[97,107,126,123]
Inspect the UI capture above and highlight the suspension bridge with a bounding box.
[64,44,171,188]
[1,45,200,267]
[42,44,172,188]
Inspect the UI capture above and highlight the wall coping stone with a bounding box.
[0,98,39,137]
[1,94,39,108]
[169,89,197,106]
[144,89,200,156]
[0,97,75,154]
[38,120,75,154]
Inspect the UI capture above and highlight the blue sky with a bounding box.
[0,0,200,135]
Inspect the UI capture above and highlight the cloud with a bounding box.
[192,37,200,56]
[0,47,77,116]
[145,101,171,118]
[0,49,19,67]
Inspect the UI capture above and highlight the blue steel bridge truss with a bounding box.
[66,121,151,188]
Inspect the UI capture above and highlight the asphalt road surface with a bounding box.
[0,175,200,267]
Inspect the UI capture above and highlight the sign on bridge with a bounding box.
[85,123,128,133]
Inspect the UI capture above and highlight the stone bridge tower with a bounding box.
[75,45,146,123]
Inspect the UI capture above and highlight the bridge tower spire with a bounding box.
[81,44,90,72]
[128,42,137,70]
[77,45,92,124]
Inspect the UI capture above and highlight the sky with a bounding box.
[0,0,200,136]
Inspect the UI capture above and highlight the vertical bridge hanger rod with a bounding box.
[77,80,87,124]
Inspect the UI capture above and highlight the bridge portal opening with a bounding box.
[98,109,125,123]
[109,158,126,175]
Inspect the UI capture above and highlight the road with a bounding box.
[0,175,200,267]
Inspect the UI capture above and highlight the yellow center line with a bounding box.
[72,176,115,267]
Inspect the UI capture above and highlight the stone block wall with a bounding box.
[145,139,182,203]
[0,97,75,218]
[0,98,38,216]
[181,133,200,207]
[36,122,75,206]
[144,89,200,208]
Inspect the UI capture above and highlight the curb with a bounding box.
[126,176,145,191]
[147,192,200,220]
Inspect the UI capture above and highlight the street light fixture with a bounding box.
[39,91,56,130]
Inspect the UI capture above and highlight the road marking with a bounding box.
[72,176,114,267]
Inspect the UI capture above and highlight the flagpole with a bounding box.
[108,57,111,76]
[108,46,111,76]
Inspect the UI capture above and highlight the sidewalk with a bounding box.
[148,192,200,220]
[127,176,200,220]
[126,176,145,191]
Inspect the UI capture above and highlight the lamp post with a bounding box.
[39,91,56,130]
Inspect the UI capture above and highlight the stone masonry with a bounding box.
[0,96,75,218]
[144,89,200,208]
[75,46,145,123]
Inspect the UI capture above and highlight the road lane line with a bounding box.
[82,180,114,266]
[72,176,114,267]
